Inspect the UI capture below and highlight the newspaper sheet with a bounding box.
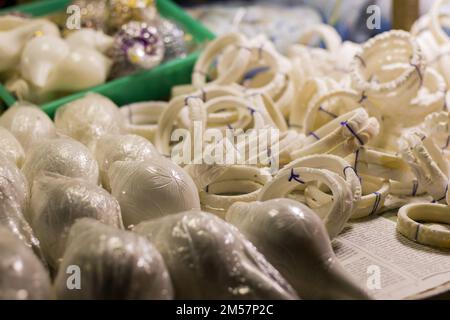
[334,216,450,300]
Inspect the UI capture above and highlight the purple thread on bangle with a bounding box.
[355,54,366,68]
[227,124,233,130]
[371,192,381,215]
[247,106,257,116]
[412,180,419,197]
[289,169,305,184]
[341,121,365,146]
[318,106,338,118]
[308,131,320,140]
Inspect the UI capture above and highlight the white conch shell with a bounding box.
[55,93,123,150]
[20,35,111,91]
[109,159,201,228]
[0,15,59,72]
[54,218,173,300]
[95,134,161,191]
[134,210,299,299]
[45,47,112,91]
[20,35,69,88]
[65,28,114,53]
[0,227,51,300]
[29,173,123,270]
[226,199,372,300]
[0,102,56,152]
[21,137,99,187]
[0,126,25,167]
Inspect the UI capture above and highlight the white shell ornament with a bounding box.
[226,199,371,300]
[29,173,123,269]
[21,137,99,186]
[55,93,123,149]
[0,102,56,152]
[109,159,200,228]
[0,227,52,300]
[54,218,174,300]
[134,210,299,299]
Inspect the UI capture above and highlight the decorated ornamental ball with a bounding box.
[109,21,164,77]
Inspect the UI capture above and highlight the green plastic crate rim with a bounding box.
[0,0,215,117]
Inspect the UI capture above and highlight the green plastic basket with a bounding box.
[0,0,214,117]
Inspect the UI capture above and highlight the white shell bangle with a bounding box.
[120,101,167,142]
[192,33,252,88]
[397,203,450,248]
[200,165,272,218]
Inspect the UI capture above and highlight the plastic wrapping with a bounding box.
[0,227,51,300]
[54,93,124,150]
[54,218,173,300]
[95,134,161,191]
[0,126,25,167]
[29,173,123,270]
[22,137,99,186]
[134,210,298,300]
[226,199,371,300]
[109,160,201,228]
[0,154,42,258]
[0,102,56,152]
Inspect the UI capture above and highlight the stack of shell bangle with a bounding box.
[125,0,450,249]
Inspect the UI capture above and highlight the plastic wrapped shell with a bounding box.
[0,127,25,167]
[54,93,124,150]
[22,137,99,186]
[55,218,174,300]
[0,154,42,258]
[0,153,28,212]
[0,102,56,152]
[29,173,123,269]
[226,199,371,300]
[109,160,201,228]
[95,134,161,191]
[134,210,298,300]
[0,227,51,300]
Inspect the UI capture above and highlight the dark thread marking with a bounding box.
[200,88,207,102]
[227,124,233,130]
[354,148,360,176]
[308,131,320,140]
[205,185,209,193]
[289,169,305,184]
[358,91,368,104]
[341,121,365,146]
[318,106,338,118]
[410,60,423,86]
[414,224,421,241]
[443,135,450,150]
[371,192,381,215]
[247,106,257,116]
[412,180,419,197]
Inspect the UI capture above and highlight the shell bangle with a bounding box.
[397,203,450,248]
[192,33,251,88]
[200,166,272,219]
